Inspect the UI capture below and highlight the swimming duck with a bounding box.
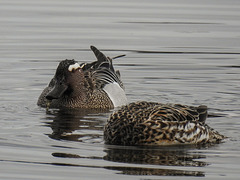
[37,46,127,109]
[104,101,225,146]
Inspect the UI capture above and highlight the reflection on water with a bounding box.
[104,146,207,167]
[44,108,110,142]
[43,108,209,177]
[104,146,207,177]
[105,166,204,177]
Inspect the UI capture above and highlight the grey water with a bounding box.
[0,0,240,179]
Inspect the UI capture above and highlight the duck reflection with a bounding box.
[44,109,209,177]
[44,108,110,142]
[103,146,207,177]
[105,166,205,176]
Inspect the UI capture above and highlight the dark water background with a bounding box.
[0,0,240,179]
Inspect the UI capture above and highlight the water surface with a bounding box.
[0,0,240,179]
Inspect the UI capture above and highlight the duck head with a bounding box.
[46,59,84,101]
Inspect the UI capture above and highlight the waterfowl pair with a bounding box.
[37,46,127,109]
[38,46,225,146]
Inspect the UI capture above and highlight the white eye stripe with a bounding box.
[68,63,80,72]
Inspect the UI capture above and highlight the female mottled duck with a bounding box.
[104,101,225,146]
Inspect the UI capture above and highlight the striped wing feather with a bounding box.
[81,46,124,90]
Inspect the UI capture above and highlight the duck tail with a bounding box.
[208,125,226,143]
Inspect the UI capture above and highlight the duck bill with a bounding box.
[46,83,68,100]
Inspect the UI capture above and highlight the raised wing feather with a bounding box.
[81,46,124,89]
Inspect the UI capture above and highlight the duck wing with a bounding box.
[148,104,208,123]
[116,101,207,123]
[81,46,124,89]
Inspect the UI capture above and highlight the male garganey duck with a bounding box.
[104,101,225,145]
[37,46,127,109]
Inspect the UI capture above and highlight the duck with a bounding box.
[104,101,225,146]
[37,46,127,109]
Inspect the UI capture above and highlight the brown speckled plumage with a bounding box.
[104,101,225,146]
[37,46,126,109]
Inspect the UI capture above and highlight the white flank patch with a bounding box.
[103,82,128,107]
[185,122,195,131]
[196,127,200,135]
[68,63,80,72]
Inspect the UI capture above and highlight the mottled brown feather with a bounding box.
[104,101,225,146]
